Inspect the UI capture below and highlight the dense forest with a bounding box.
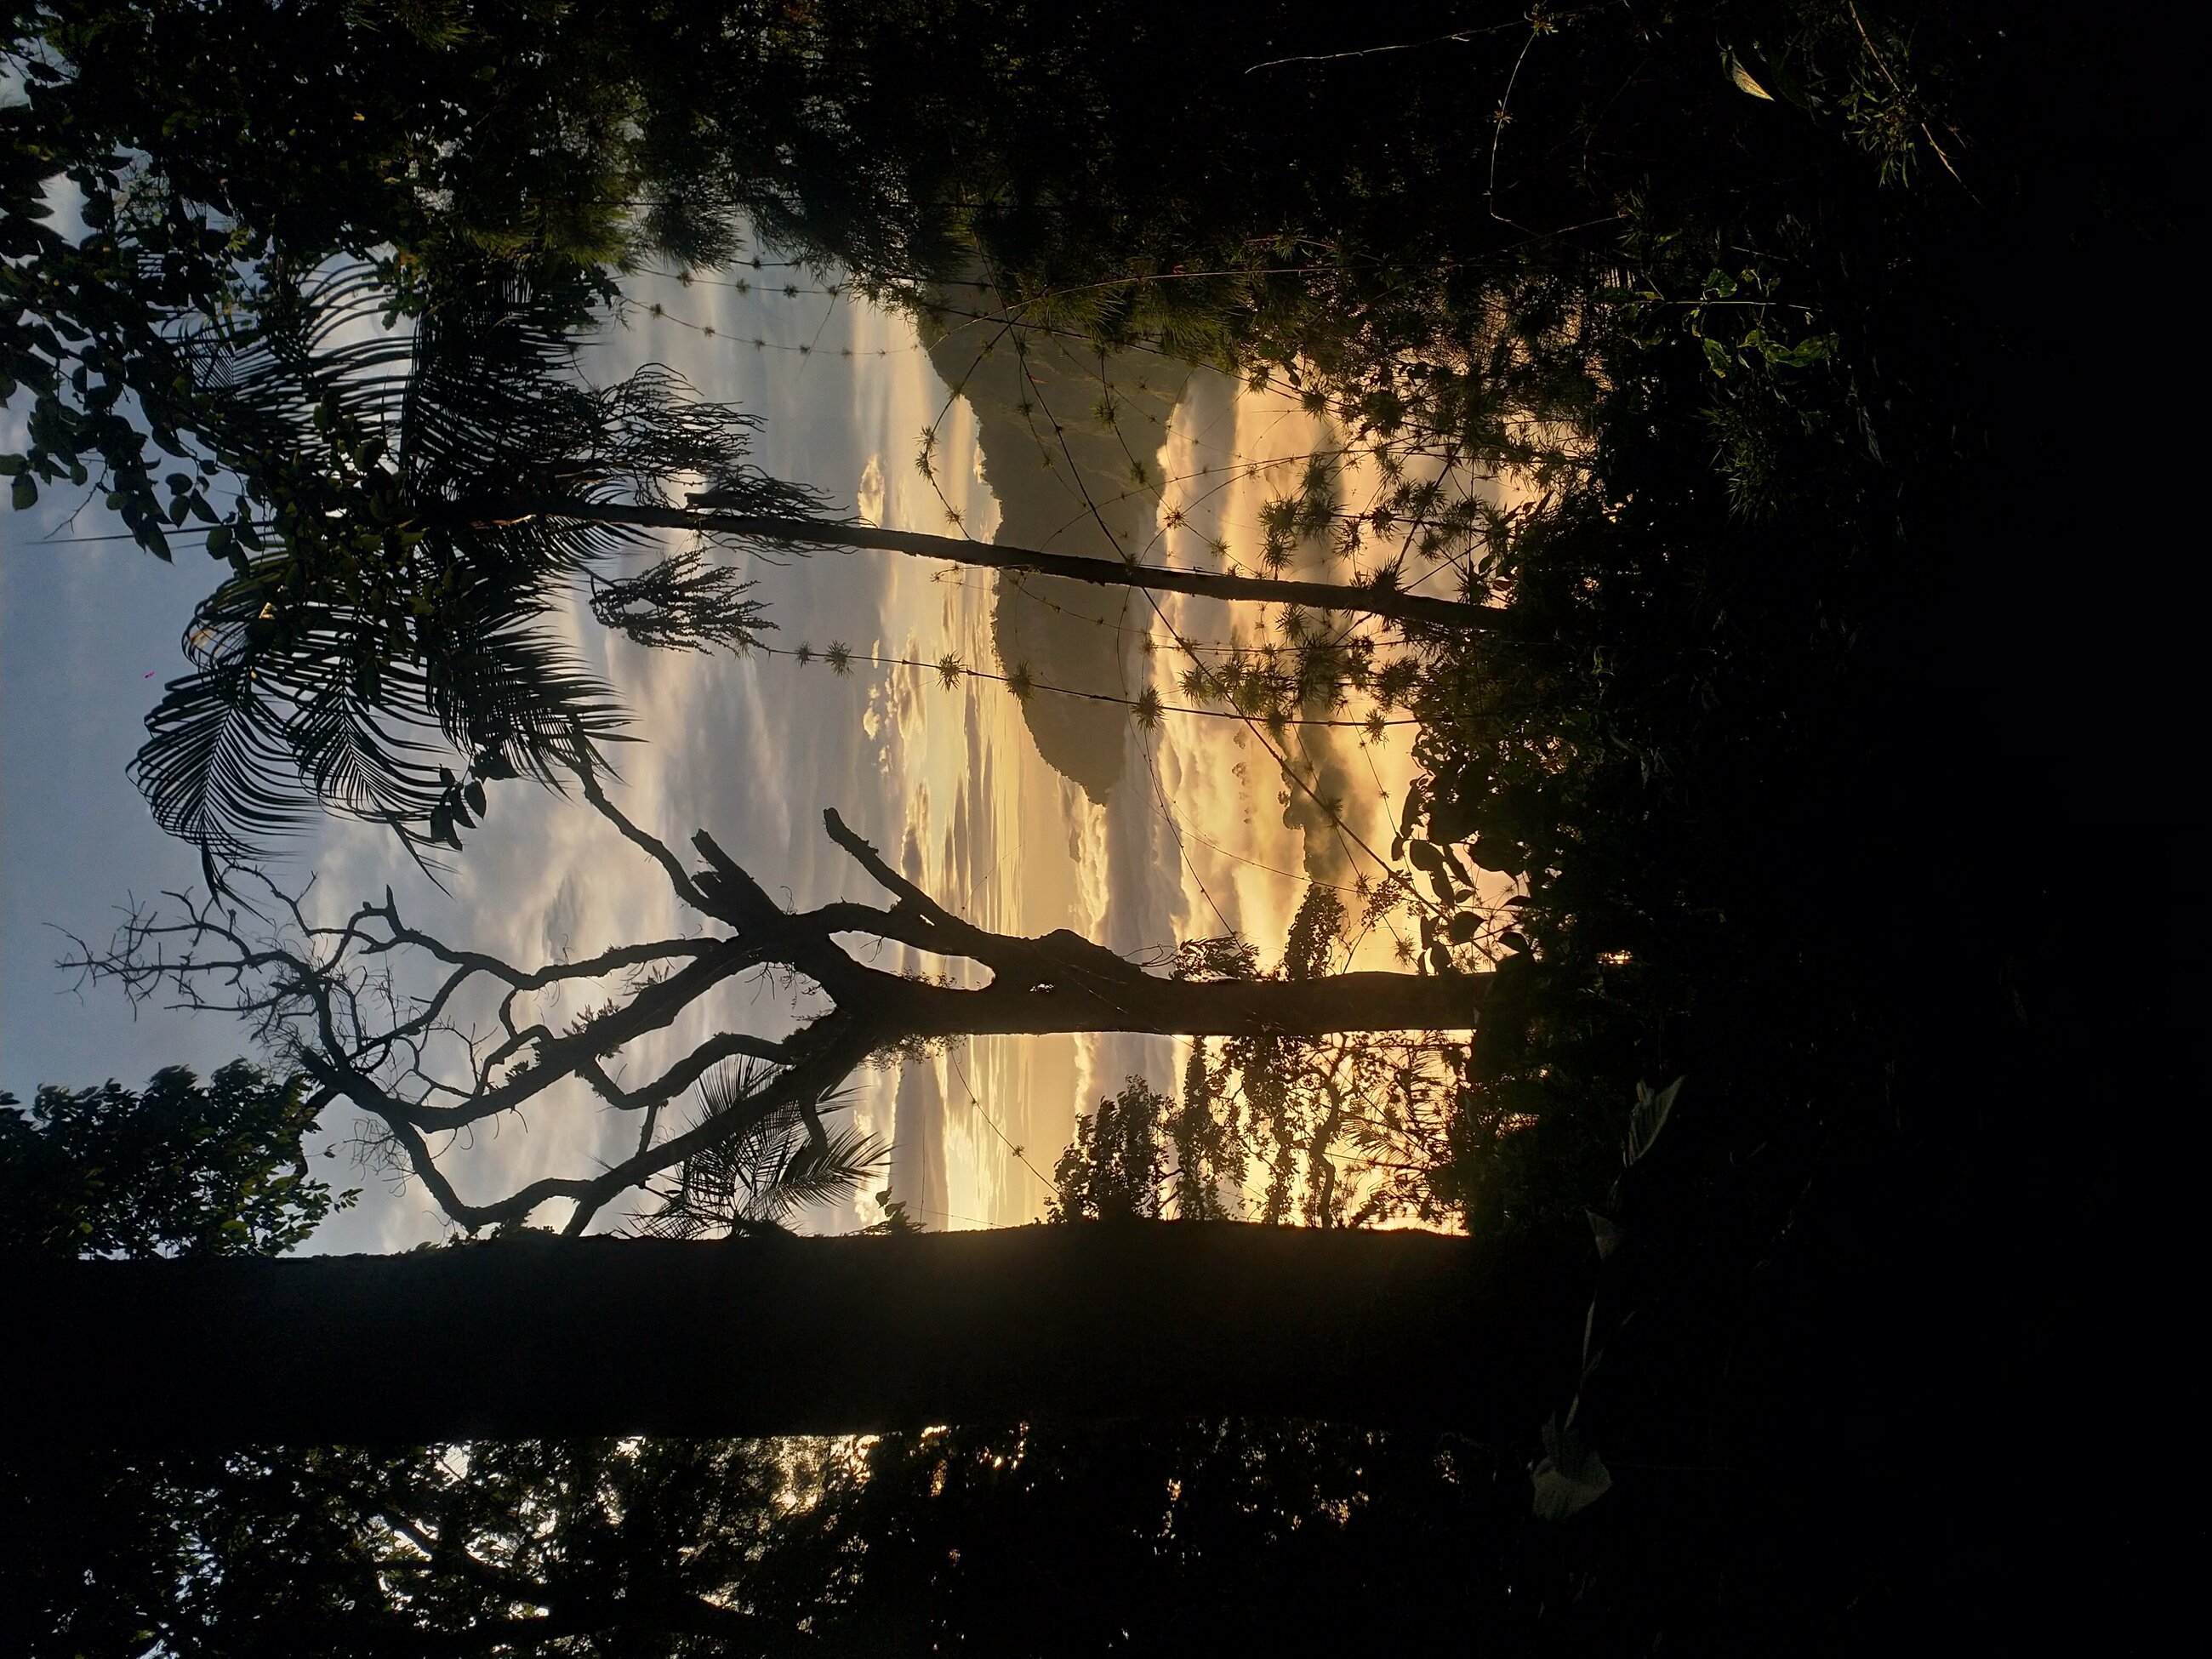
[2,2,2183,1650]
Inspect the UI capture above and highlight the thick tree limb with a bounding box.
[821,807,955,921]
[888,965,1485,1038]
[574,761,713,914]
[9,1225,1585,1444]
[487,499,1512,631]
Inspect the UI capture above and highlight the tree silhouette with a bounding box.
[0,1061,352,1259]
[547,495,1507,630]
[0,1063,899,1654]
[13,1220,1576,1445]
[0,1053,1561,1460]
[72,762,1485,1237]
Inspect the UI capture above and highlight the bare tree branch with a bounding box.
[574,761,712,914]
[73,793,1485,1235]
[821,808,955,921]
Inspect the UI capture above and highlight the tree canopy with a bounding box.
[0,1060,352,1257]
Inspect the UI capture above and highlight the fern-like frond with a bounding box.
[636,1063,883,1239]
[135,558,625,855]
[760,1124,891,1221]
[588,551,773,653]
[137,258,835,857]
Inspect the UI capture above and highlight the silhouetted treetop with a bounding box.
[0,1061,353,1259]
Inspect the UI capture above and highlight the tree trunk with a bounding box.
[6,1226,1582,1446]
[522,499,1510,632]
[892,966,1488,1039]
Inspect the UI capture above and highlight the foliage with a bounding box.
[0,1060,353,1258]
[1046,1077,1168,1222]
[5,0,1966,867]
[860,1192,923,1235]
[0,1421,1534,1657]
[961,2,2006,1244]
[0,5,2174,1640]
[638,1061,885,1239]
[775,1419,1531,1653]
[1054,887,1467,1229]
[3,0,649,556]
[123,259,828,858]
[4,3,831,858]
[0,1437,821,1658]
[587,549,772,654]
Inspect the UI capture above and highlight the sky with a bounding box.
[2,260,1451,1251]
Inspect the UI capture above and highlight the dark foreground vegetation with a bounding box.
[3,0,2185,1650]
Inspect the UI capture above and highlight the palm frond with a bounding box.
[637,1063,885,1239]
[136,259,833,857]
[135,558,624,856]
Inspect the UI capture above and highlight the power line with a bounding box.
[743,638,1417,732]
[945,1042,1061,1207]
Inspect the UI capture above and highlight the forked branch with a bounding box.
[68,778,1485,1234]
